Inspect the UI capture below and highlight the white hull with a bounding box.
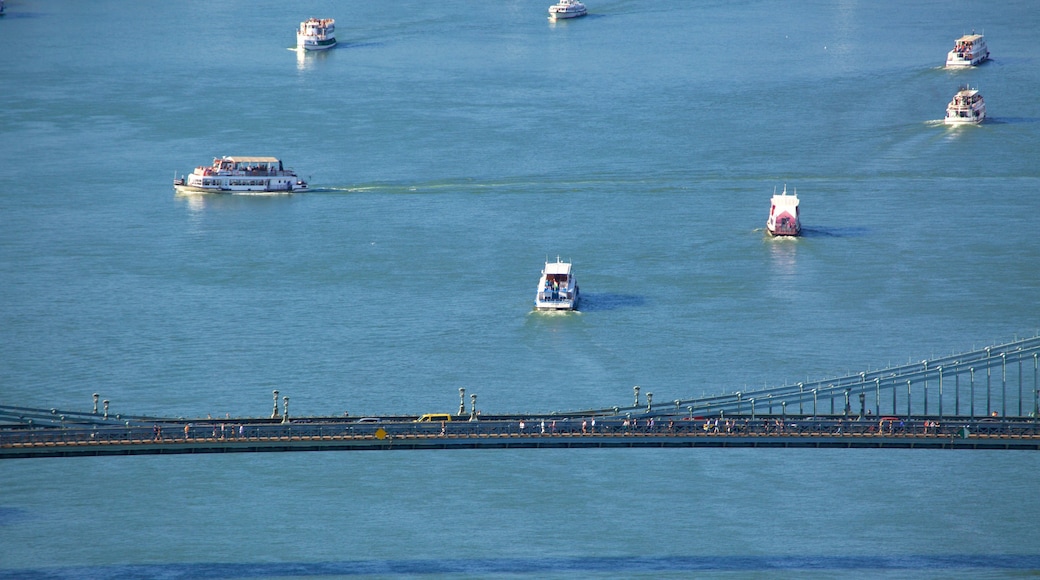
[946,52,988,67]
[550,11,586,20]
[298,40,337,51]
[534,298,578,311]
[174,182,306,195]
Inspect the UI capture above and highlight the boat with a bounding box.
[944,86,986,125]
[297,18,336,51]
[945,32,989,67]
[766,185,800,237]
[548,0,587,20]
[173,156,308,194]
[535,257,579,311]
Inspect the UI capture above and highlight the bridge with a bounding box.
[3,336,1039,458]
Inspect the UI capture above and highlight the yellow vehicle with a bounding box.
[415,413,453,423]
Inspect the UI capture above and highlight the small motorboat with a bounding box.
[535,257,579,311]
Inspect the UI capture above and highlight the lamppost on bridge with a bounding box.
[470,394,477,421]
[459,388,466,417]
[969,367,976,419]
[103,399,109,420]
[272,390,280,419]
[953,363,960,417]
[828,385,835,415]
[859,392,866,419]
[906,380,912,419]
[282,396,289,424]
[843,388,851,417]
[1017,348,1023,417]
[986,347,992,417]
[781,401,787,424]
[736,392,742,415]
[633,386,640,408]
[93,393,99,415]
[922,360,929,417]
[797,384,803,415]
[646,392,653,413]
[937,366,944,420]
[812,389,817,417]
[1034,353,1039,421]
[1002,352,1007,417]
[875,378,881,417]
[923,379,929,416]
[674,400,681,413]
[767,394,772,415]
[749,398,756,421]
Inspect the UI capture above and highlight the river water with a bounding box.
[1,0,1039,577]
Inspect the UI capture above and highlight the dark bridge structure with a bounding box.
[3,336,1039,458]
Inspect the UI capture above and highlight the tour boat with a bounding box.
[535,257,579,311]
[549,0,587,20]
[944,86,986,125]
[297,18,336,51]
[945,32,989,67]
[766,185,800,237]
[174,156,308,194]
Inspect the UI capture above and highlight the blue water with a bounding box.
[2,0,1039,577]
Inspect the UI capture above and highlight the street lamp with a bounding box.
[272,390,280,419]
[470,394,477,421]
[937,366,944,420]
[969,367,975,419]
[646,392,653,412]
[633,386,640,408]
[282,396,289,424]
[93,393,99,415]
[906,380,912,418]
[459,388,466,416]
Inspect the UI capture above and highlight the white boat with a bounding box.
[549,0,587,20]
[535,257,579,311]
[944,86,985,125]
[174,156,308,194]
[766,185,800,237]
[297,18,336,51]
[945,32,989,67]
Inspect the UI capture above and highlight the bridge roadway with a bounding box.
[3,335,1038,458]
[2,414,1038,458]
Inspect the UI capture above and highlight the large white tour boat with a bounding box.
[174,156,308,194]
[766,185,801,237]
[944,86,985,125]
[297,18,336,51]
[945,32,989,67]
[535,257,579,311]
[549,0,587,20]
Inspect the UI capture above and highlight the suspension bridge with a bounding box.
[3,336,1039,458]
